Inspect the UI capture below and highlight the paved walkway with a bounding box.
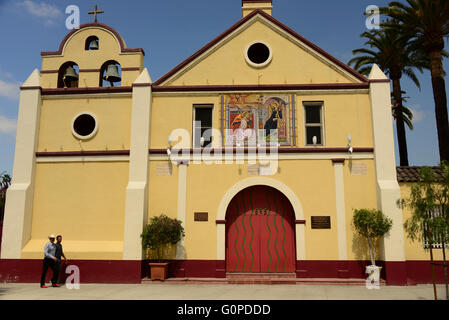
[0,283,447,300]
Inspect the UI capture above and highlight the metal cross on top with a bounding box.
[88,4,104,23]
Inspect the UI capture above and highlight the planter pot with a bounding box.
[365,265,382,289]
[149,262,169,281]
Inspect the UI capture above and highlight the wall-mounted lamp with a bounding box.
[167,136,172,157]
[348,134,353,154]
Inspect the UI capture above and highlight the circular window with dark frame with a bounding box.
[71,113,98,140]
[245,41,272,68]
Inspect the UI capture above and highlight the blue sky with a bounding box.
[0,0,447,174]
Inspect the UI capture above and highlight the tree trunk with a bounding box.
[442,241,448,300]
[428,50,449,162]
[367,234,376,266]
[430,246,438,300]
[392,78,409,166]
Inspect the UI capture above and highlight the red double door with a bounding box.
[226,185,296,273]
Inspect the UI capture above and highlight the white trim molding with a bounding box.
[333,161,347,260]
[1,69,42,259]
[123,69,152,260]
[368,64,406,263]
[176,163,188,260]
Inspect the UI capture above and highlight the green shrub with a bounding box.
[141,214,185,261]
[353,208,393,266]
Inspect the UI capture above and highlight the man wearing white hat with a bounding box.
[40,234,60,288]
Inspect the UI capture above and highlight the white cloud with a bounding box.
[0,79,20,100]
[409,105,426,123]
[17,0,63,25]
[0,114,17,134]
[0,68,14,80]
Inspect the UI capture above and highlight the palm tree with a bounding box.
[382,0,449,162]
[392,91,415,130]
[0,171,11,221]
[349,25,427,166]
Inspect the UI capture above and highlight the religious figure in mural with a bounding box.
[231,111,252,130]
[230,110,254,144]
[263,97,284,139]
[224,94,291,146]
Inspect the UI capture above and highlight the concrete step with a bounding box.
[141,277,228,285]
[227,273,297,280]
[141,277,386,286]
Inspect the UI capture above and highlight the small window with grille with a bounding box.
[422,206,449,249]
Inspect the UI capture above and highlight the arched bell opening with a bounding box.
[99,60,121,87]
[57,61,79,88]
[225,185,296,273]
[85,36,100,50]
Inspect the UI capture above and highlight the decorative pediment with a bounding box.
[153,10,366,88]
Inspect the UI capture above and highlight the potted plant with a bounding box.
[353,208,393,288]
[141,214,185,281]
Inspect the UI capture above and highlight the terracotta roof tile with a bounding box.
[396,166,443,183]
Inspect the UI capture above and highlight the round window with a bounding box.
[72,113,98,140]
[245,41,272,68]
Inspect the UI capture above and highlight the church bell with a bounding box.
[63,66,79,88]
[103,64,121,86]
[89,39,99,50]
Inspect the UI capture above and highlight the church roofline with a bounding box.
[153,9,368,86]
[40,22,145,57]
[396,166,444,183]
[242,0,272,4]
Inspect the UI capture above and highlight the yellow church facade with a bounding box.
[0,1,445,285]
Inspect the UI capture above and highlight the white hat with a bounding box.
[48,234,55,239]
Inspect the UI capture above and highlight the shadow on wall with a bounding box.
[351,233,370,261]
[351,232,382,262]
[145,244,177,261]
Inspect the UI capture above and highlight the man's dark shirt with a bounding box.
[55,242,64,260]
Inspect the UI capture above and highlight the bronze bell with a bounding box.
[89,39,99,50]
[63,66,78,88]
[103,64,121,86]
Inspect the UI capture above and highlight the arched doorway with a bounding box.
[226,185,296,273]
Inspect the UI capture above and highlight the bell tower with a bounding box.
[40,5,144,89]
[242,0,273,17]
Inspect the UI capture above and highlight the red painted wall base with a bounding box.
[384,261,408,286]
[406,260,449,284]
[0,259,142,284]
[296,260,386,280]
[0,258,446,285]
[141,260,226,279]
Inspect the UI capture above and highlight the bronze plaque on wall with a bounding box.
[311,216,331,229]
[194,212,208,222]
